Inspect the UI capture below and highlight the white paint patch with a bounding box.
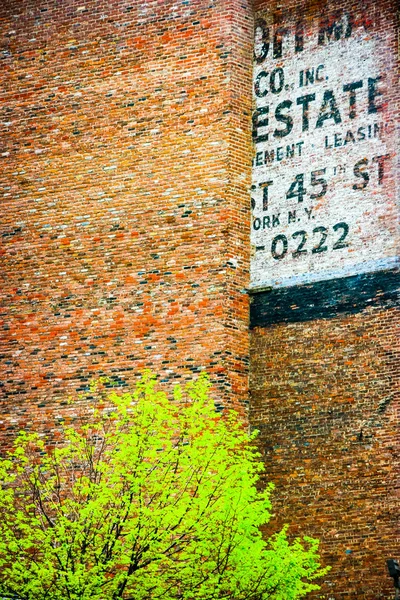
[250,10,398,288]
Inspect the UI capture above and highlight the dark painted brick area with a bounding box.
[250,268,400,326]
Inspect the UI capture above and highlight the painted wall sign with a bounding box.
[250,8,398,289]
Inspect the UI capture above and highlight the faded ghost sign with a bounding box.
[250,8,398,289]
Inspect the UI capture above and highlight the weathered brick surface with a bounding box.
[250,306,399,598]
[0,0,399,597]
[250,0,398,288]
[249,0,399,596]
[0,0,253,444]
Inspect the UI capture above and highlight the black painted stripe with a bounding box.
[249,268,400,327]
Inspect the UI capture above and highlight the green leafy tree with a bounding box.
[0,372,329,600]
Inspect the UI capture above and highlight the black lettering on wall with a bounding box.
[373,154,390,184]
[273,27,290,58]
[311,226,328,253]
[286,173,307,203]
[318,11,352,45]
[343,80,363,119]
[271,234,288,259]
[295,21,304,52]
[357,126,366,140]
[254,18,270,63]
[286,144,295,158]
[274,100,293,138]
[260,180,274,210]
[296,94,316,131]
[252,106,269,143]
[263,216,270,229]
[254,71,269,98]
[353,158,369,189]
[299,65,324,88]
[368,76,384,113]
[305,68,315,86]
[316,90,342,128]
[264,149,275,163]
[270,68,284,94]
[255,68,285,97]
[310,168,327,198]
[332,222,349,249]
[316,65,325,81]
[304,207,313,220]
[292,230,308,257]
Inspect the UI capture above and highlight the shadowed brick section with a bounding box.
[250,268,400,326]
[0,0,253,445]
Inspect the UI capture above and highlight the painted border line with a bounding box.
[249,268,400,327]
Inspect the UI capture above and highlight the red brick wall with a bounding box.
[1,0,399,597]
[250,306,399,598]
[0,0,253,444]
[250,0,399,597]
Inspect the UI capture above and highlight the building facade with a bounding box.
[0,0,398,597]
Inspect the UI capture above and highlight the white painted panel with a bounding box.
[250,10,398,289]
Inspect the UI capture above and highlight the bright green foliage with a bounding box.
[0,372,329,599]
